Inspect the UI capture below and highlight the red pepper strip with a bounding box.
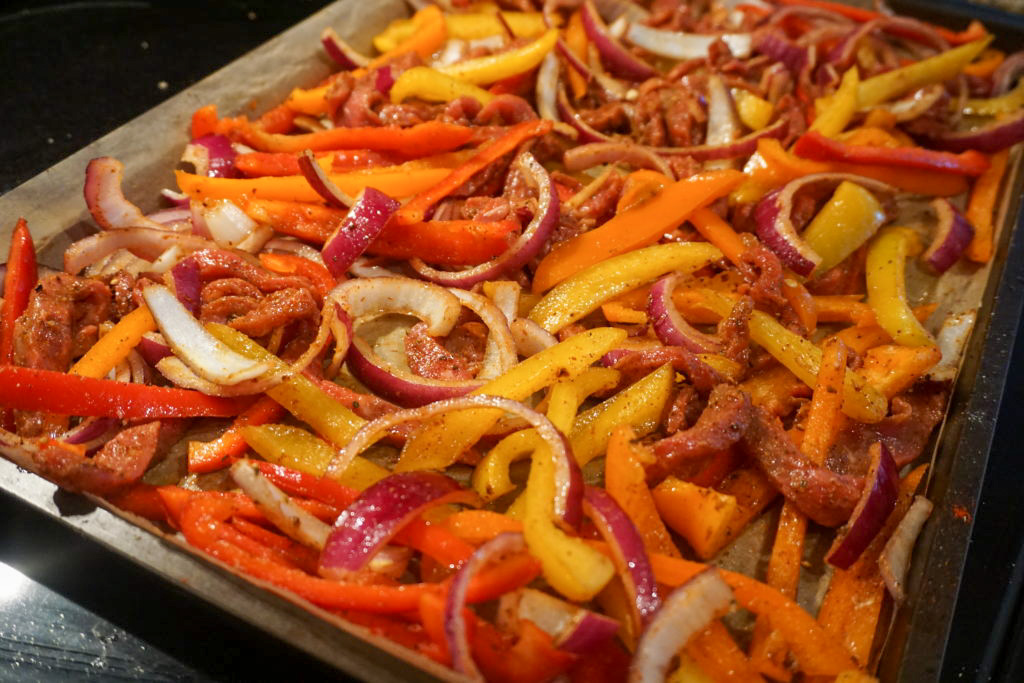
[473,620,577,683]
[394,519,476,568]
[775,0,988,45]
[0,218,37,430]
[191,104,220,139]
[371,218,520,266]
[488,70,535,97]
[236,150,398,177]
[241,121,475,156]
[180,493,540,612]
[793,130,990,176]
[254,461,360,509]
[257,104,296,135]
[395,119,553,225]
[187,395,285,474]
[259,253,338,299]
[106,484,167,522]
[0,366,249,419]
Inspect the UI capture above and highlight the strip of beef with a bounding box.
[738,244,786,313]
[605,346,724,393]
[189,249,312,294]
[476,94,538,125]
[227,287,319,338]
[648,384,752,483]
[740,403,862,527]
[405,322,480,381]
[827,381,949,474]
[717,295,753,368]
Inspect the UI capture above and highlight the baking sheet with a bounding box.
[0,0,1022,679]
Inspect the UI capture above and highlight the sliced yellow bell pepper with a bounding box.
[528,242,722,334]
[209,324,366,446]
[802,180,886,276]
[571,363,675,466]
[374,11,550,53]
[858,37,992,107]
[810,67,859,138]
[700,291,888,422]
[865,227,937,347]
[735,90,774,131]
[437,28,559,85]
[396,327,628,471]
[241,423,388,491]
[390,66,494,106]
[653,477,740,561]
[962,79,1024,116]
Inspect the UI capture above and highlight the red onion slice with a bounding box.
[231,459,332,550]
[321,471,468,575]
[923,198,974,273]
[84,157,168,231]
[136,332,172,366]
[331,276,462,336]
[321,187,400,278]
[703,74,741,170]
[62,228,215,275]
[321,27,370,69]
[879,495,934,603]
[201,199,259,248]
[629,568,733,683]
[916,109,1024,154]
[190,134,239,178]
[580,1,656,81]
[652,115,788,161]
[375,65,396,96]
[993,50,1024,95]
[326,395,583,527]
[826,442,900,569]
[298,149,357,208]
[583,486,660,633]
[625,23,752,60]
[160,188,190,206]
[564,142,676,178]
[264,238,326,265]
[536,52,560,122]
[498,588,620,655]
[648,274,724,353]
[411,153,558,288]
[445,532,528,677]
[556,88,612,144]
[170,257,201,317]
[879,84,946,122]
[60,417,120,449]
[755,31,810,74]
[145,207,192,229]
[485,281,520,323]
[510,318,558,357]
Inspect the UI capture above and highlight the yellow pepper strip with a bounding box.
[390,66,495,106]
[570,363,674,466]
[858,37,992,107]
[69,305,156,379]
[472,368,619,501]
[529,242,722,334]
[810,67,859,138]
[437,28,559,85]
[374,11,550,53]
[865,227,936,348]
[241,423,388,491]
[735,90,774,131]
[367,5,447,71]
[963,79,1024,116]
[208,324,366,446]
[700,291,888,422]
[802,180,886,276]
[396,327,628,471]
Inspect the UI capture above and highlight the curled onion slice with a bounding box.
[510,318,558,357]
[411,154,559,288]
[653,115,789,161]
[648,274,724,353]
[298,149,357,207]
[185,134,239,178]
[498,588,620,655]
[917,109,1024,154]
[321,27,370,69]
[84,157,168,231]
[201,199,260,249]
[63,228,214,275]
[231,460,331,549]
[629,568,733,683]
[580,0,656,81]
[923,198,974,273]
[564,142,675,178]
[625,23,752,60]
[557,87,612,144]
[321,187,400,278]
[142,284,273,386]
[826,442,899,569]
[326,395,583,527]
[170,257,201,316]
[993,50,1024,95]
[331,276,461,336]
[536,51,560,122]
[880,495,934,603]
[448,289,517,380]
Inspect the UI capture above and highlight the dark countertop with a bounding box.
[1,1,1024,680]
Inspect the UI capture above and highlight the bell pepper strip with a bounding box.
[369,218,520,266]
[962,49,1004,77]
[966,149,1010,263]
[818,465,927,665]
[794,130,990,176]
[653,477,740,560]
[605,425,681,558]
[0,366,247,418]
[810,67,860,138]
[687,621,764,683]
[831,304,936,354]
[106,484,168,522]
[284,83,333,117]
[532,170,743,293]
[252,461,359,510]
[859,344,943,399]
[390,67,495,106]
[366,5,447,71]
[437,28,558,85]
[570,363,675,466]
[963,78,1024,116]
[801,180,888,276]
[565,10,589,100]
[865,227,936,347]
[443,510,524,546]
[701,290,888,422]
[395,119,553,225]
[616,169,670,213]
[240,120,473,156]
[529,242,723,334]
[375,11,550,53]
[258,253,336,299]
[776,0,988,45]
[473,619,577,683]
[242,423,389,490]
[208,324,366,446]
[669,653,716,683]
[191,104,220,138]
[800,337,849,464]
[175,167,451,206]
[857,37,992,108]
[187,395,285,474]
[735,90,774,131]
[396,327,627,472]
[394,519,475,569]
[242,199,342,242]
[0,218,37,368]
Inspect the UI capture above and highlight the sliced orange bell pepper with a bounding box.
[966,149,1010,263]
[859,344,943,399]
[532,170,743,293]
[688,621,764,683]
[366,5,447,71]
[653,477,740,560]
[241,120,473,156]
[191,104,220,139]
[370,218,520,266]
[565,10,589,100]
[188,395,285,474]
[68,305,153,377]
[963,49,1004,77]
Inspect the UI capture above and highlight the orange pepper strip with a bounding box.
[243,199,343,242]
[175,166,450,205]
[688,621,765,683]
[284,83,332,117]
[966,149,1010,263]
[241,120,474,156]
[705,466,779,557]
[394,519,475,568]
[191,104,220,138]
[187,396,286,474]
[367,5,447,71]
[564,10,589,100]
[395,119,554,225]
[443,510,524,546]
[257,104,296,135]
[235,151,323,177]
[532,170,743,293]
[963,49,1004,78]
[371,219,520,266]
[605,425,681,558]
[818,465,928,665]
[801,337,849,464]
[831,304,936,353]
[616,169,671,213]
[259,253,337,299]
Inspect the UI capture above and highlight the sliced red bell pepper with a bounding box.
[236,150,399,177]
[241,121,475,157]
[0,366,248,419]
[1,218,37,430]
[794,130,990,176]
[254,460,360,509]
[187,395,285,474]
[106,484,167,522]
[473,619,576,683]
[371,218,519,266]
[256,104,296,135]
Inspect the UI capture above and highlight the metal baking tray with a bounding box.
[1,1,1022,680]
